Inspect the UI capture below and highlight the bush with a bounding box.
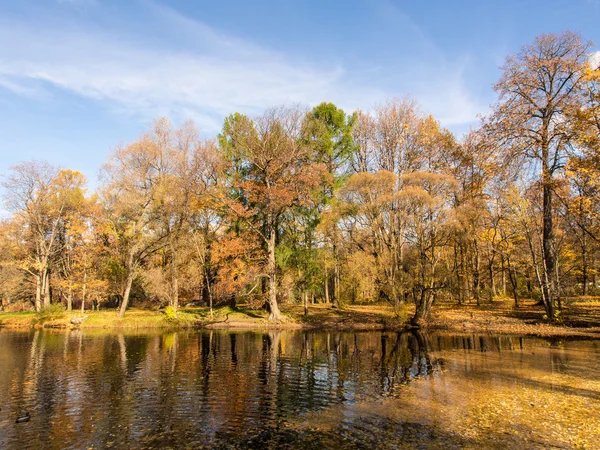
[394,305,411,324]
[163,305,178,321]
[36,303,66,322]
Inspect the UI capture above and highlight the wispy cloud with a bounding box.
[590,50,600,69]
[0,1,485,133]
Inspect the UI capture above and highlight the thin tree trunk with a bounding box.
[334,265,340,308]
[488,259,496,302]
[35,275,42,312]
[456,244,464,305]
[332,229,340,308]
[507,258,519,308]
[267,220,282,321]
[67,287,73,312]
[81,270,87,313]
[473,242,481,306]
[119,252,136,318]
[541,161,556,320]
[501,256,507,296]
[42,267,51,307]
[119,270,135,318]
[205,269,213,319]
[582,235,589,296]
[303,292,309,316]
[170,239,179,313]
[172,273,179,312]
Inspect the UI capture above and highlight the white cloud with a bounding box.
[0,2,485,134]
[416,59,490,128]
[590,51,600,70]
[0,75,43,97]
[0,9,382,132]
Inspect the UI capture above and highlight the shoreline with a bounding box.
[1,300,600,338]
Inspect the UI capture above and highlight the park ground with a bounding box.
[1,297,600,338]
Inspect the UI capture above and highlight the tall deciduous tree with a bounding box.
[220,107,325,320]
[486,31,593,320]
[302,102,356,307]
[101,118,194,317]
[1,161,69,311]
[338,170,405,307]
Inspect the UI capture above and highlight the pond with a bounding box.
[0,329,599,449]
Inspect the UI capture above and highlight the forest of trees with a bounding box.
[1,31,599,325]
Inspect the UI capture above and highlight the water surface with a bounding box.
[0,329,599,449]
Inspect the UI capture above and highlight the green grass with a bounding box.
[0,305,273,330]
[0,311,36,328]
[0,308,200,330]
[79,308,207,329]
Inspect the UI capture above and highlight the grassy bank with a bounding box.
[1,298,600,337]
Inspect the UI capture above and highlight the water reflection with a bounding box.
[0,330,598,449]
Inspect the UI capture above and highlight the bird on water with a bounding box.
[16,412,30,423]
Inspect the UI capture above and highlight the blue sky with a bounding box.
[0,0,599,192]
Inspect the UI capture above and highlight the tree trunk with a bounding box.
[411,288,428,327]
[170,240,179,313]
[582,236,589,296]
[303,291,309,316]
[172,273,179,312]
[267,221,282,321]
[473,242,481,306]
[541,167,556,320]
[119,269,135,318]
[456,244,464,305]
[42,267,51,307]
[81,270,87,313]
[67,287,73,312]
[501,256,507,296]
[332,230,340,308]
[35,275,42,312]
[204,269,213,319]
[488,260,496,302]
[411,250,432,327]
[507,258,519,308]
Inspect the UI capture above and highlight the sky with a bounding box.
[0,0,599,193]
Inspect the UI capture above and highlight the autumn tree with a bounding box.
[346,100,458,317]
[485,31,593,320]
[101,118,195,317]
[446,131,500,305]
[1,162,84,311]
[338,170,406,307]
[0,220,30,308]
[301,102,356,307]
[219,107,325,320]
[50,169,104,311]
[401,172,458,326]
[186,139,226,311]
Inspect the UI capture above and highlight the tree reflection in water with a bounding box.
[0,330,598,449]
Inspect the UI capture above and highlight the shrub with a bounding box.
[36,303,66,322]
[394,305,411,324]
[163,305,178,321]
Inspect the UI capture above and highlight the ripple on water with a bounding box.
[0,330,599,449]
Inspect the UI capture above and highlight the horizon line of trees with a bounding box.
[1,31,599,325]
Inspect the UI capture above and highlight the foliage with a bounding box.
[36,303,67,323]
[163,305,177,321]
[1,32,599,326]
